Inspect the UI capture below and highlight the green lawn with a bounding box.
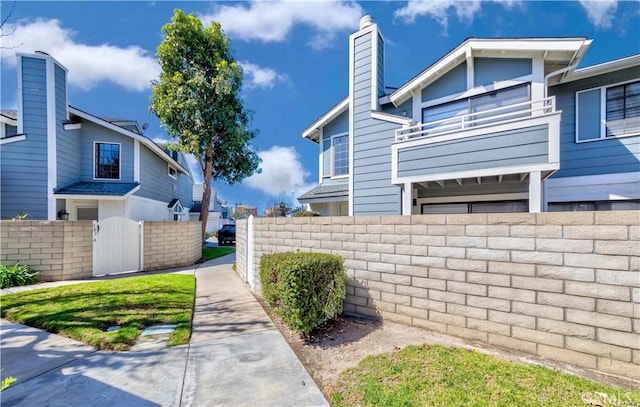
[331,345,640,407]
[0,274,195,350]
[202,246,235,261]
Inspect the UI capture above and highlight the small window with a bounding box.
[95,142,120,179]
[332,135,349,176]
[168,166,177,179]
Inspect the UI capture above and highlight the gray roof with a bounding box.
[1,110,17,120]
[298,183,349,203]
[55,182,139,196]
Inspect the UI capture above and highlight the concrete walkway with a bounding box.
[0,254,328,406]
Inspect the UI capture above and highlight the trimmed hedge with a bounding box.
[260,252,346,334]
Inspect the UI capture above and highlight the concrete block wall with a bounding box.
[0,220,93,280]
[237,212,640,380]
[143,221,201,271]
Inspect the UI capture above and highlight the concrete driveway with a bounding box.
[0,254,328,407]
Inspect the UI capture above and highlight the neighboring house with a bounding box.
[233,205,258,218]
[0,52,193,221]
[189,184,232,232]
[298,16,639,216]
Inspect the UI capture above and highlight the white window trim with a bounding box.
[575,78,640,144]
[93,141,122,181]
[330,132,349,179]
[168,164,177,179]
[0,134,27,145]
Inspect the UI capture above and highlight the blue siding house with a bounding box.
[1,52,194,221]
[299,16,639,215]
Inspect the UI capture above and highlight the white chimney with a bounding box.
[359,15,375,30]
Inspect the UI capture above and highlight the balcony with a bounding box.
[391,96,561,185]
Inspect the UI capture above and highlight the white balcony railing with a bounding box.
[395,96,557,142]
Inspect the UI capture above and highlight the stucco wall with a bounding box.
[237,212,640,380]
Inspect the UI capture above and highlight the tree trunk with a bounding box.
[199,147,214,245]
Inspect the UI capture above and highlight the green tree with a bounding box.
[150,10,260,241]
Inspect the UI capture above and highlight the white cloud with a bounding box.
[239,61,287,89]
[200,1,363,50]
[0,18,159,91]
[578,0,618,29]
[243,146,315,204]
[394,0,519,33]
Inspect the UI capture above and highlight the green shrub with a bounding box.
[260,252,346,335]
[1,262,39,289]
[294,211,321,217]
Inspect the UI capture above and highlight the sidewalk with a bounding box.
[0,254,328,406]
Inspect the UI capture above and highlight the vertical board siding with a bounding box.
[397,125,549,177]
[474,57,532,87]
[549,66,640,178]
[1,57,48,219]
[352,30,401,216]
[55,64,81,189]
[421,62,467,103]
[79,122,134,182]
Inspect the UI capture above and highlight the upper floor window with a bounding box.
[577,80,640,142]
[95,142,120,179]
[606,81,640,137]
[168,165,177,179]
[422,83,530,131]
[332,134,349,176]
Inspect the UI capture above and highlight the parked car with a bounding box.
[217,224,236,246]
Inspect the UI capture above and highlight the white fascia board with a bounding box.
[68,106,189,175]
[561,54,640,83]
[302,97,349,142]
[389,43,467,106]
[63,122,82,130]
[389,37,589,107]
[392,163,559,186]
[0,135,26,145]
[370,111,413,125]
[0,116,18,126]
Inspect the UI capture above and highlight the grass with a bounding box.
[0,274,195,350]
[330,344,640,407]
[201,246,235,261]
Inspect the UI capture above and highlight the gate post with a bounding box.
[139,221,144,271]
[246,215,255,290]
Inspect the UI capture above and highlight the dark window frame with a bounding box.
[94,142,121,180]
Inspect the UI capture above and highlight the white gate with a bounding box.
[246,215,255,290]
[93,217,143,276]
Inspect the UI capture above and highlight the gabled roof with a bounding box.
[389,37,592,106]
[54,181,140,199]
[68,106,189,175]
[561,54,640,83]
[298,183,349,203]
[302,97,349,142]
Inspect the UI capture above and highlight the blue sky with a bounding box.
[1,1,639,213]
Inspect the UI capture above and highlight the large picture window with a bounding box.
[332,134,349,176]
[95,142,120,179]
